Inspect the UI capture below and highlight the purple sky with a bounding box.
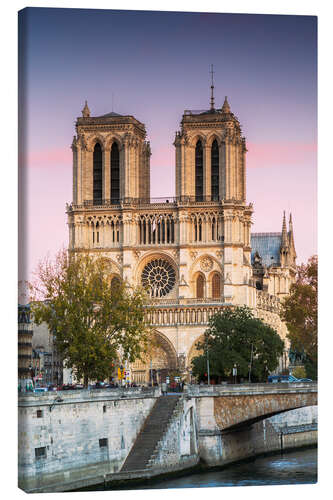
[18,8,317,281]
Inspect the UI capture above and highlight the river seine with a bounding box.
[113,447,317,490]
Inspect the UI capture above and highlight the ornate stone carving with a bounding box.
[225,272,231,284]
[200,256,213,272]
[116,254,123,264]
[190,251,198,260]
[216,250,223,259]
[133,250,141,260]
[177,352,186,371]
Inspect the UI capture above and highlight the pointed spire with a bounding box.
[82,100,90,118]
[221,96,231,113]
[210,64,215,111]
[281,211,288,247]
[289,212,296,250]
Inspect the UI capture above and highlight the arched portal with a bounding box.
[187,335,205,369]
[130,330,177,384]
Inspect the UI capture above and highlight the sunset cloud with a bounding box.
[28,148,71,168]
[247,142,317,169]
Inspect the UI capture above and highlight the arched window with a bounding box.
[212,273,221,299]
[110,143,120,203]
[196,274,205,299]
[211,139,219,201]
[93,143,102,205]
[195,140,203,201]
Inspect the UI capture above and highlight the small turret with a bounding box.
[288,213,297,265]
[221,96,231,114]
[280,211,289,266]
[82,100,90,118]
[281,211,288,247]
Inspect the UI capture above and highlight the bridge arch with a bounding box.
[213,391,317,431]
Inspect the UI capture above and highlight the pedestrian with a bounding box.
[161,381,167,395]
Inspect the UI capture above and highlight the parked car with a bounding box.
[92,382,106,389]
[34,387,48,393]
[75,384,84,390]
[268,375,295,383]
[47,385,57,391]
[267,374,312,383]
[59,384,76,391]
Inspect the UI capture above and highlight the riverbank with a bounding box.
[75,445,317,491]
[18,386,317,493]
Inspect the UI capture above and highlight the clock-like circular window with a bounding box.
[141,259,176,298]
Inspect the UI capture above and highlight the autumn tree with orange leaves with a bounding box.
[280,255,317,378]
[29,250,152,387]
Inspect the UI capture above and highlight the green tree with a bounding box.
[30,250,151,387]
[192,306,284,382]
[280,255,317,379]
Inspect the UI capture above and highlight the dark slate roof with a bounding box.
[251,233,282,267]
[96,112,123,118]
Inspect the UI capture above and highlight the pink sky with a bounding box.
[23,135,317,284]
[19,9,317,282]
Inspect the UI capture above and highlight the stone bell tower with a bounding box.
[173,89,253,307]
[71,101,151,207]
[174,96,246,202]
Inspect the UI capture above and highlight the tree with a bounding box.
[191,306,284,382]
[280,256,317,378]
[30,250,151,387]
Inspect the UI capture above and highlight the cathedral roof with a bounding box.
[96,111,124,118]
[251,233,282,268]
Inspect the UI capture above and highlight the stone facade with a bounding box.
[18,305,33,380]
[67,95,297,382]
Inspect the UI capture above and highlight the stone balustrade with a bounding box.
[145,304,226,326]
[256,290,281,313]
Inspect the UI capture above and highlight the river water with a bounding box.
[118,447,317,490]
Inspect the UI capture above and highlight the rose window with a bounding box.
[141,259,176,298]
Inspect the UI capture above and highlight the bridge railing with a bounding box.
[185,382,317,397]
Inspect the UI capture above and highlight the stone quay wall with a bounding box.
[18,387,160,492]
[18,385,317,493]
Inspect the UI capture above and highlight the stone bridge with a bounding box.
[186,383,317,431]
[18,383,317,492]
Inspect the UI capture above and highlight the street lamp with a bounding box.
[233,363,237,384]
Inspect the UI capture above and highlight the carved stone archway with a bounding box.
[130,330,177,384]
[187,335,205,375]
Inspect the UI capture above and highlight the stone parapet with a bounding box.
[185,382,317,397]
[256,290,281,313]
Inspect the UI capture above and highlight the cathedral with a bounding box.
[67,90,297,383]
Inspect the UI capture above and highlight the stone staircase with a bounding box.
[121,395,181,472]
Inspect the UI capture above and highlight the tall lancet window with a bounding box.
[195,140,203,201]
[211,139,219,200]
[212,273,221,299]
[196,274,205,299]
[93,143,102,205]
[111,142,120,203]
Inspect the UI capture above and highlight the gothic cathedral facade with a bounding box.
[67,95,297,383]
